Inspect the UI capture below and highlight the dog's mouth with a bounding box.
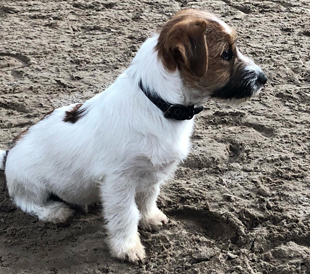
[211,69,267,100]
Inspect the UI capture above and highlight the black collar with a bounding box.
[138,80,203,120]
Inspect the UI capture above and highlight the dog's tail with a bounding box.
[0,150,7,170]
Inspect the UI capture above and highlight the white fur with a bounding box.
[2,35,195,262]
[237,49,265,97]
[237,49,262,74]
[212,17,232,35]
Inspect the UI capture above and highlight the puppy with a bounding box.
[0,9,266,262]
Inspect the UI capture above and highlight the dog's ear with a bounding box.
[156,19,208,78]
[172,20,208,78]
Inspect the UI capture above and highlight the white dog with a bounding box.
[0,10,266,262]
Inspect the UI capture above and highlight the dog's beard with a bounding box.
[211,70,262,101]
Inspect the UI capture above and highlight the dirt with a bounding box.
[0,0,310,273]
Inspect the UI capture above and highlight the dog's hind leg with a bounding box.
[8,180,73,223]
[136,183,168,231]
[14,197,73,223]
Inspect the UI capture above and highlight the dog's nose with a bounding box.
[256,72,267,85]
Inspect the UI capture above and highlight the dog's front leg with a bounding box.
[101,175,145,262]
[136,183,169,231]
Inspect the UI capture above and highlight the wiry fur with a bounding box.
[0,9,266,262]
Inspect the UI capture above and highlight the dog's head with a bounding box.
[156,9,267,103]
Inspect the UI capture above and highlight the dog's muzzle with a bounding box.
[211,65,267,100]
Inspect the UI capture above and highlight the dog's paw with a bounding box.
[110,233,145,263]
[124,240,145,263]
[140,209,169,232]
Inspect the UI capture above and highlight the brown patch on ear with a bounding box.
[156,17,208,78]
[63,103,86,123]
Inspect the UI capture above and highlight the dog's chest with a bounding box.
[145,127,191,165]
[131,155,179,189]
[131,130,191,187]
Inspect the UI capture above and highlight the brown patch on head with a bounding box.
[201,27,234,87]
[63,103,86,123]
[156,9,240,102]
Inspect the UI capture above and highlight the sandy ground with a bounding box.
[0,0,310,273]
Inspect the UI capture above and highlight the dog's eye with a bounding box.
[221,49,233,61]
